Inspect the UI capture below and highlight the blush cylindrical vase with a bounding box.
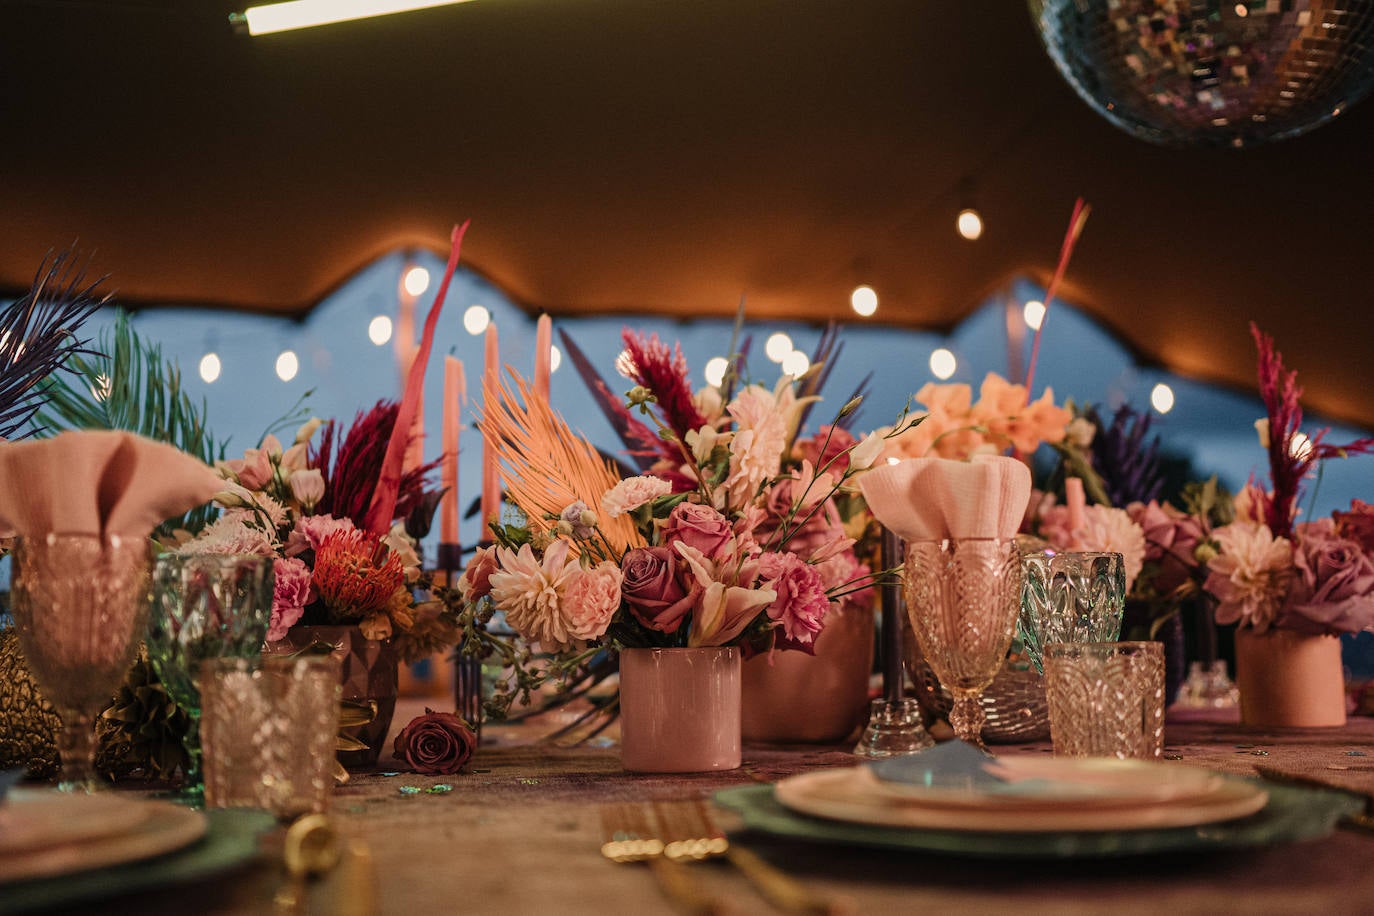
[619,647,742,772]
[741,604,874,744]
[1235,627,1346,728]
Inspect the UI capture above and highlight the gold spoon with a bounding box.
[276,814,342,916]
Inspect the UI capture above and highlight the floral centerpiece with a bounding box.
[449,328,915,752]
[1197,325,1374,726]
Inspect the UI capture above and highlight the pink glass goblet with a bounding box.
[9,534,152,791]
[902,538,1023,748]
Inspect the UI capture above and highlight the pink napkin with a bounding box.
[0,431,222,538]
[858,456,1031,541]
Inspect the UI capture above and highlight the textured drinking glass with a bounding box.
[1019,551,1126,674]
[199,655,342,819]
[903,538,1023,748]
[1044,641,1165,760]
[9,534,151,791]
[147,554,274,791]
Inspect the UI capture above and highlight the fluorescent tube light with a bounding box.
[236,0,478,37]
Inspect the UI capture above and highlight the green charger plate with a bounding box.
[714,779,1362,859]
[0,807,276,915]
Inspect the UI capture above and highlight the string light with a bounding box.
[704,356,729,387]
[1023,300,1046,330]
[1289,431,1313,460]
[765,332,793,363]
[956,208,984,241]
[615,349,637,379]
[199,353,222,383]
[402,265,431,297]
[463,305,490,335]
[276,350,299,382]
[1150,382,1175,414]
[850,285,878,317]
[930,348,957,379]
[236,0,480,37]
[781,350,810,378]
[549,345,562,373]
[368,315,393,345]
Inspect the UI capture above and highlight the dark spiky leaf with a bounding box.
[310,400,441,529]
[557,329,663,469]
[1089,404,1164,507]
[0,249,105,439]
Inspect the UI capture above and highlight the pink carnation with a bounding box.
[758,552,831,653]
[562,562,623,642]
[602,476,673,518]
[285,514,356,557]
[796,425,856,476]
[268,556,313,642]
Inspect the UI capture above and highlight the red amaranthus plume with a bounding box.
[621,329,707,443]
[1252,322,1374,538]
[312,528,406,617]
[310,401,440,528]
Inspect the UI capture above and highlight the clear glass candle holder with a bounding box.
[1044,640,1165,760]
[1019,551,1126,675]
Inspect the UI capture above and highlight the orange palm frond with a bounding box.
[479,370,644,554]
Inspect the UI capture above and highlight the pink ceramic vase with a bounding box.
[619,647,742,772]
[1234,627,1346,728]
[740,604,875,743]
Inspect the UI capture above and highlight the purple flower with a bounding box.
[1279,519,1374,635]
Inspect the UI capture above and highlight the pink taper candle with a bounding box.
[481,322,500,535]
[1065,476,1086,542]
[440,356,465,544]
[533,313,552,402]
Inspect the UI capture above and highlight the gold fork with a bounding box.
[654,799,855,916]
[600,803,726,915]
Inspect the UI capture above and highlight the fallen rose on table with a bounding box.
[393,709,477,775]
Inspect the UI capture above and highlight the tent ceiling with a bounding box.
[3,0,1372,427]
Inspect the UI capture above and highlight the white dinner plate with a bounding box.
[0,792,208,884]
[775,762,1269,833]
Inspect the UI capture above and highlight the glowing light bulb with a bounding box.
[704,356,729,387]
[402,265,431,297]
[199,352,222,383]
[615,349,637,379]
[463,305,490,335]
[930,348,956,380]
[1150,383,1175,414]
[368,315,393,345]
[1289,431,1313,460]
[1023,300,1046,331]
[781,350,811,378]
[276,350,299,382]
[549,345,562,373]
[1235,3,1248,16]
[850,285,878,317]
[956,208,984,240]
[765,332,793,363]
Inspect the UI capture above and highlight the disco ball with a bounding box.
[1029,0,1374,148]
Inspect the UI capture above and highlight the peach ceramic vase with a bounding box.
[740,604,875,743]
[1234,627,1346,727]
[618,647,742,772]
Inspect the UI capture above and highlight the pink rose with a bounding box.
[268,556,313,642]
[562,562,623,642]
[758,551,831,653]
[1279,519,1374,634]
[458,545,500,602]
[797,425,856,476]
[756,475,844,561]
[620,546,696,633]
[662,502,734,561]
[392,708,477,775]
[1127,500,1204,595]
[1335,499,1374,554]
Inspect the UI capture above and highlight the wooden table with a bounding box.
[43,705,1374,916]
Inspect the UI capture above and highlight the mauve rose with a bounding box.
[458,545,500,601]
[1279,519,1374,634]
[1335,499,1374,554]
[620,546,696,633]
[662,502,733,561]
[1128,500,1204,595]
[392,708,477,775]
[756,476,841,561]
[797,425,856,476]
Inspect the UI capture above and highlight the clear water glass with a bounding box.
[1044,640,1165,760]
